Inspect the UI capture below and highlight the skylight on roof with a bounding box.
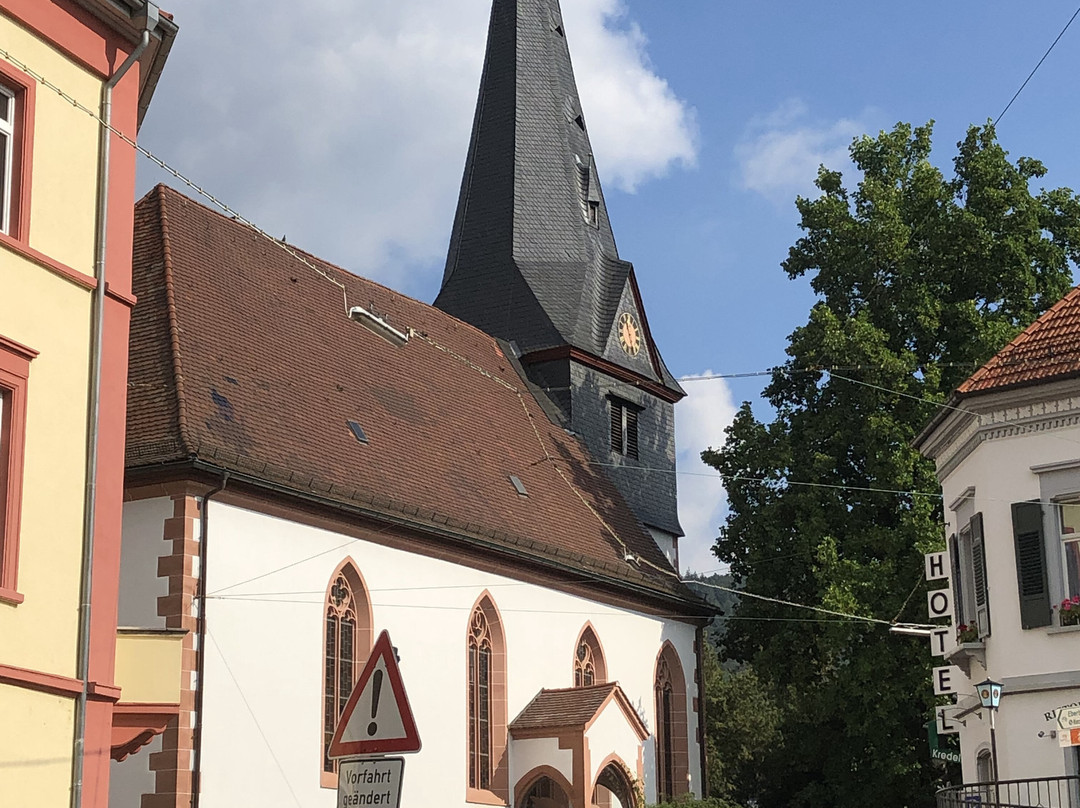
[347,420,369,445]
[509,475,528,497]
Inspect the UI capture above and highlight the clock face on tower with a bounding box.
[617,312,641,357]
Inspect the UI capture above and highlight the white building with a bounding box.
[916,286,1080,788]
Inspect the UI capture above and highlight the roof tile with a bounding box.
[958,286,1080,396]
[127,185,701,607]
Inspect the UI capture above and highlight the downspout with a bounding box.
[191,473,228,808]
[695,625,709,799]
[71,8,158,808]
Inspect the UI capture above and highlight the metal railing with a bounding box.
[937,776,1080,808]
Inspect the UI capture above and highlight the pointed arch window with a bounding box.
[654,643,688,801]
[573,624,607,687]
[469,607,492,789]
[322,561,372,787]
[466,593,508,802]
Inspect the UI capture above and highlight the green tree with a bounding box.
[704,122,1080,808]
[702,650,780,802]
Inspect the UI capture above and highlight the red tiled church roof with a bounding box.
[957,286,1080,396]
[127,185,701,609]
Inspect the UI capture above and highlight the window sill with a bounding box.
[0,586,24,605]
[1047,624,1080,636]
[466,787,506,806]
[945,641,985,676]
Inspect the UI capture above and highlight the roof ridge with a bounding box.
[156,185,193,454]
[150,183,436,310]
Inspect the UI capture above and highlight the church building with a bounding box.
[111,1,709,806]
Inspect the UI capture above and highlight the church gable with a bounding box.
[599,274,657,379]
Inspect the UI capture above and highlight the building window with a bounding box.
[466,592,507,802]
[322,560,372,787]
[610,399,639,459]
[469,606,492,790]
[573,624,607,687]
[0,62,35,241]
[953,512,991,638]
[0,84,14,234]
[0,335,35,605]
[1058,505,1080,600]
[654,643,688,801]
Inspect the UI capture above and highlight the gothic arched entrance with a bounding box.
[594,760,638,808]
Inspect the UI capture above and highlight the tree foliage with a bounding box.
[702,650,780,803]
[703,122,1080,808]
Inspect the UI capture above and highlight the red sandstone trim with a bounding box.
[592,754,637,808]
[520,346,683,403]
[572,622,608,686]
[0,662,82,697]
[466,591,509,805]
[0,231,95,290]
[513,765,576,807]
[0,57,35,241]
[321,557,374,789]
[3,0,138,80]
[654,642,690,799]
[151,494,200,807]
[0,335,35,598]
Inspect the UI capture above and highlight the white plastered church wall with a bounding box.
[195,500,700,807]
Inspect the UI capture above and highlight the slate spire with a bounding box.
[436,0,685,543]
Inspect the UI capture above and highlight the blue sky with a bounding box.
[136,0,1080,574]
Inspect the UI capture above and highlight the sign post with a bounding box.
[329,630,422,808]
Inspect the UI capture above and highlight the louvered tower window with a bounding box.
[610,398,639,460]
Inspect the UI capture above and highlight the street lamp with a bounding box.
[976,678,1004,784]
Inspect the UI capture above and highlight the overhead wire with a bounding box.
[995,4,1080,125]
[0,46,1027,651]
[0,46,352,314]
[205,629,303,808]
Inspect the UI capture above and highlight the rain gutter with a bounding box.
[71,7,159,808]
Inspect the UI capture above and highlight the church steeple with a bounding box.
[435,0,685,545]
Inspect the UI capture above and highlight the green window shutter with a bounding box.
[971,513,991,638]
[949,534,965,627]
[1011,501,1051,630]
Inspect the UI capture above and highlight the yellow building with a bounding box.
[0,2,177,806]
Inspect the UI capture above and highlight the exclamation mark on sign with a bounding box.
[367,669,384,737]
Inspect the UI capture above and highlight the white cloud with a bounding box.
[137,0,697,289]
[735,99,870,205]
[562,0,697,192]
[675,374,737,575]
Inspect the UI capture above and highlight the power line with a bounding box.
[205,629,302,808]
[996,4,1080,125]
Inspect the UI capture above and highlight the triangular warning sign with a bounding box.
[328,630,421,757]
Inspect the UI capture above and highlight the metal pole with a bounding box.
[990,709,1000,806]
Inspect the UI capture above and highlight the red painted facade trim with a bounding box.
[0,56,35,241]
[0,662,82,697]
[105,282,137,309]
[0,585,24,604]
[521,346,684,403]
[111,702,182,762]
[0,231,96,290]
[0,334,34,598]
[2,0,137,80]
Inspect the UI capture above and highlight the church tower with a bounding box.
[435,0,685,561]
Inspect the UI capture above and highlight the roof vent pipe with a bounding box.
[349,306,410,347]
